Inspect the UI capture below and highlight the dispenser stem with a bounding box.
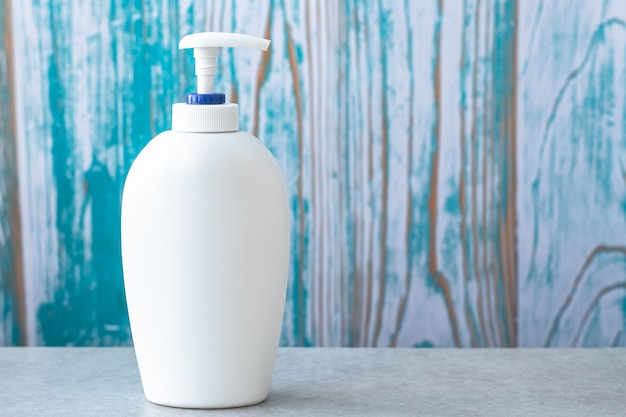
[194,48,218,94]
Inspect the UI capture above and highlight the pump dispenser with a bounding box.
[121,32,290,409]
[172,33,270,132]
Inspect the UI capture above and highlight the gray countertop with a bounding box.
[0,347,624,416]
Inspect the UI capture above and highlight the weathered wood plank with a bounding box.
[0,0,26,346]
[518,0,626,347]
[389,0,518,347]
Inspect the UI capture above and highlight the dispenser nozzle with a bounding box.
[179,32,271,95]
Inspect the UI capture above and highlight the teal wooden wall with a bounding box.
[0,0,625,347]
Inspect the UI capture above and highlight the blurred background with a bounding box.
[0,0,625,347]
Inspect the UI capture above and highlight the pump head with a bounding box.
[179,32,270,97]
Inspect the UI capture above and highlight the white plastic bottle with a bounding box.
[121,32,290,409]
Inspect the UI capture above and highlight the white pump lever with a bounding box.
[179,32,271,94]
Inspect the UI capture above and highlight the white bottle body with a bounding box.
[121,129,290,408]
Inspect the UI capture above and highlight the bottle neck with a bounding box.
[171,103,239,133]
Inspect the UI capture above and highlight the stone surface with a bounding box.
[0,348,624,416]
